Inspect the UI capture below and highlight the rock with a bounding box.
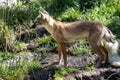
[63,68,120,80]
[2,52,35,69]
[26,68,49,80]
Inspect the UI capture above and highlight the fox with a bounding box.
[30,7,119,67]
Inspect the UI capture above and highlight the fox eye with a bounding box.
[36,17,41,21]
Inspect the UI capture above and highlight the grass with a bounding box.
[85,60,95,71]
[54,67,78,80]
[0,51,41,80]
[57,8,81,21]
[0,20,15,51]
[37,35,58,52]
[68,40,92,56]
[0,0,120,79]
[37,36,53,45]
[15,42,26,52]
[1,61,41,80]
[0,51,14,60]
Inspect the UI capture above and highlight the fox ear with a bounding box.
[39,11,46,19]
[39,7,49,14]
[39,7,43,10]
[38,7,44,18]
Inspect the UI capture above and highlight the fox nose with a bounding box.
[32,20,34,23]
[30,23,36,28]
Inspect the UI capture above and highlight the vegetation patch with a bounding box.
[68,40,92,56]
[0,0,120,79]
[54,67,78,80]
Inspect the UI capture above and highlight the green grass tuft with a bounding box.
[54,67,78,80]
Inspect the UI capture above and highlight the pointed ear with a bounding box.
[39,7,44,11]
[39,7,49,14]
[39,11,46,19]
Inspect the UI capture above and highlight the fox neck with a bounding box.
[44,17,56,34]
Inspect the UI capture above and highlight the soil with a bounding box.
[25,52,120,80]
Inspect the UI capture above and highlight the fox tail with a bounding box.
[104,27,120,67]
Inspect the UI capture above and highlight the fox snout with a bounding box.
[30,22,36,28]
[31,23,36,28]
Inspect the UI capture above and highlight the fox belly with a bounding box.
[62,31,89,42]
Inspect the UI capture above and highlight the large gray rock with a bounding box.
[2,52,35,70]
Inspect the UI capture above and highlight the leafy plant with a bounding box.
[37,36,57,52]
[69,40,92,56]
[85,60,95,71]
[37,36,53,45]
[54,67,78,80]
[15,42,26,52]
[0,53,41,80]
[0,51,13,60]
[0,20,15,51]
[57,8,80,21]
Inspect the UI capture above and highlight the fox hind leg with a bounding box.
[88,33,105,67]
[61,43,67,66]
[100,43,108,63]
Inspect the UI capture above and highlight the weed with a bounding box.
[37,36,53,45]
[27,60,41,71]
[0,51,13,60]
[0,53,41,80]
[69,40,92,56]
[54,67,78,80]
[37,36,58,52]
[57,8,80,21]
[0,20,15,51]
[85,60,95,71]
[15,42,26,52]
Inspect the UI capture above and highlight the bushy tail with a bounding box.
[103,27,120,67]
[103,27,116,43]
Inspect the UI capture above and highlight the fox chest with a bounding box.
[52,29,67,43]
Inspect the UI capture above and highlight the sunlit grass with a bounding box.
[69,40,92,56]
[54,67,78,80]
[37,35,58,52]
[57,8,80,21]
[15,42,26,52]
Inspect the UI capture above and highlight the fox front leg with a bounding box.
[57,43,63,65]
[57,42,67,67]
[60,43,67,66]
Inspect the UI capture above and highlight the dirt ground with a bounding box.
[25,52,120,80]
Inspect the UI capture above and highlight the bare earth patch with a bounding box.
[26,52,120,80]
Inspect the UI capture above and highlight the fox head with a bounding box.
[31,7,50,28]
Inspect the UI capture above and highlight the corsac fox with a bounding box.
[30,7,119,67]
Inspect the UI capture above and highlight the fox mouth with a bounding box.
[30,23,36,28]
